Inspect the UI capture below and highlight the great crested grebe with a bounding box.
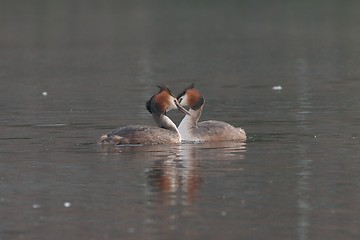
[98,85,190,145]
[177,84,246,142]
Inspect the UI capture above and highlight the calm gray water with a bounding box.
[1,1,360,239]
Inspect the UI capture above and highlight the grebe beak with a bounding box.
[174,100,191,115]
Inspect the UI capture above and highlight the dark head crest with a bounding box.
[176,83,195,99]
[146,84,172,114]
[157,84,173,96]
[146,98,152,113]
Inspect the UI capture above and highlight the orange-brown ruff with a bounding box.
[98,86,190,145]
[177,84,246,142]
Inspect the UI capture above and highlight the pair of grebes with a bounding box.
[98,84,246,145]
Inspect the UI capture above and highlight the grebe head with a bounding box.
[177,83,205,110]
[146,85,191,116]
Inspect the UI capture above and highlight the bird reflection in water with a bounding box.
[146,141,246,206]
[98,141,246,233]
[146,145,202,205]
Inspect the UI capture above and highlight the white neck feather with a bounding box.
[178,107,203,141]
[153,113,180,137]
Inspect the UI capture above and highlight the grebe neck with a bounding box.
[180,106,203,125]
[178,106,203,136]
[190,106,203,124]
[152,113,180,134]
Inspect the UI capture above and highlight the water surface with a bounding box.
[1,1,360,239]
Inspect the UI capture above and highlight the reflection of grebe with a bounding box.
[147,144,202,205]
[177,84,246,142]
[98,85,190,145]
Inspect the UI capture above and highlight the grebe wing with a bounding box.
[196,120,246,141]
[100,125,179,145]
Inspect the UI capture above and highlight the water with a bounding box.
[1,1,360,239]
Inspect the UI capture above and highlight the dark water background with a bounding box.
[1,1,360,239]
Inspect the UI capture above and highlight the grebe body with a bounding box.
[98,85,190,145]
[177,84,246,142]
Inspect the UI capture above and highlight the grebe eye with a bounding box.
[179,97,183,103]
